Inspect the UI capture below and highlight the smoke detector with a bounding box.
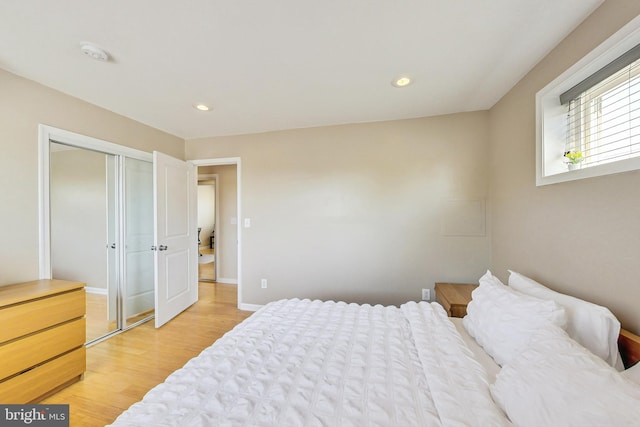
[80,43,109,62]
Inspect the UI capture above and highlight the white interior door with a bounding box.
[153,151,198,328]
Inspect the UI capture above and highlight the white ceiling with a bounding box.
[0,0,603,140]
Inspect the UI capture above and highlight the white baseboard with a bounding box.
[239,303,263,312]
[85,286,108,295]
[216,278,238,285]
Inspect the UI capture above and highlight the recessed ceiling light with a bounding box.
[194,104,211,111]
[80,43,109,62]
[392,76,413,88]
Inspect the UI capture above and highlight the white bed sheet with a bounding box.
[450,317,501,383]
[108,299,509,427]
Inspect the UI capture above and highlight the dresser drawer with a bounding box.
[0,347,86,404]
[0,289,85,344]
[0,318,85,380]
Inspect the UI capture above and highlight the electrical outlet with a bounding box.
[261,278,268,289]
[421,288,431,301]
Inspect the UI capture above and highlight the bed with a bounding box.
[108,271,640,427]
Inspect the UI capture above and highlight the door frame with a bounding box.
[189,158,243,309]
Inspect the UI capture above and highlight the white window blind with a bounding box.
[563,49,640,169]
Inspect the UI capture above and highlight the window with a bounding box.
[537,16,640,186]
[565,53,640,168]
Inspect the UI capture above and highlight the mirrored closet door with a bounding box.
[49,142,154,344]
[123,158,154,328]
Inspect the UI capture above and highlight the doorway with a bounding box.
[190,159,242,309]
[197,178,216,282]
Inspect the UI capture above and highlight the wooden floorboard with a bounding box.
[41,282,252,427]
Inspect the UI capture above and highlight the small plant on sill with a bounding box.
[564,150,583,164]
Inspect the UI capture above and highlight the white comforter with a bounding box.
[108,300,509,426]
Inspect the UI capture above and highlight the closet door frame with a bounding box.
[38,124,153,344]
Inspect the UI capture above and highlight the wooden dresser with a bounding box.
[0,279,86,403]
[435,282,478,318]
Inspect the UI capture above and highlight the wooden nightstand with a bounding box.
[435,282,478,318]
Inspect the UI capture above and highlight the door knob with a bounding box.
[158,245,168,251]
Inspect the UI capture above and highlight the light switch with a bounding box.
[244,218,251,228]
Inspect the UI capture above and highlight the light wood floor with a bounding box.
[42,281,252,426]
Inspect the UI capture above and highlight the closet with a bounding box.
[40,125,199,341]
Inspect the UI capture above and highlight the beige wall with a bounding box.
[489,0,640,332]
[187,113,491,306]
[0,68,184,286]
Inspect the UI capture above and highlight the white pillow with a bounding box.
[508,270,622,370]
[463,270,567,367]
[491,324,640,427]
